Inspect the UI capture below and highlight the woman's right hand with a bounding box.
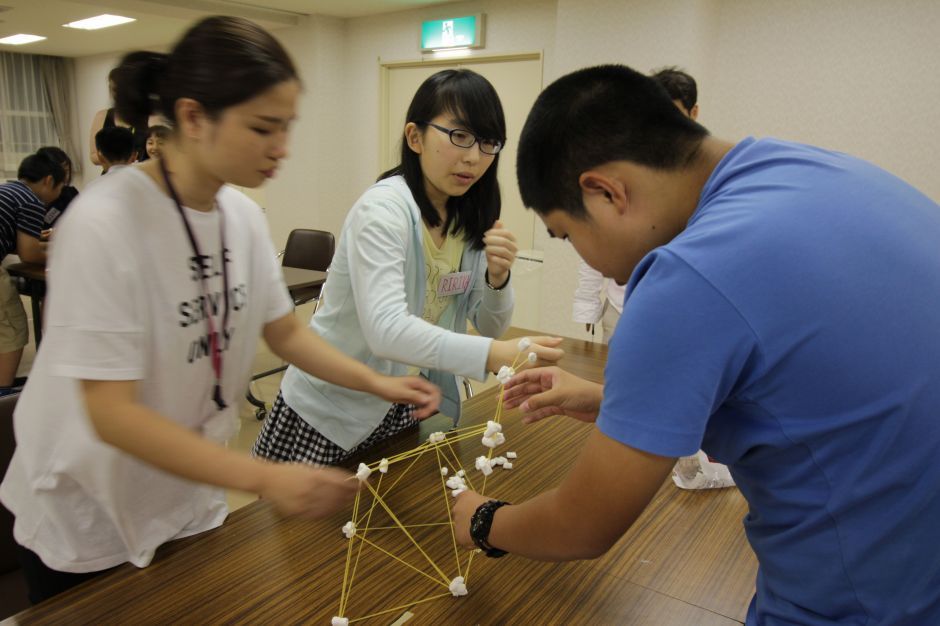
[260,463,359,519]
[486,335,564,374]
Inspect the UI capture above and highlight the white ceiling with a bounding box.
[0,0,459,57]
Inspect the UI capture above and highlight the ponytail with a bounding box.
[112,51,168,129]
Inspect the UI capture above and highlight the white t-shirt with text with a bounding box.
[0,166,292,573]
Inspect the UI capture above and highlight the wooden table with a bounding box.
[4,263,45,347]
[5,330,757,625]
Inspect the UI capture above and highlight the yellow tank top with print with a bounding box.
[421,222,464,326]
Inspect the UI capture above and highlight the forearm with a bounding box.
[86,393,270,493]
[17,236,47,264]
[472,278,514,339]
[483,430,673,560]
[265,315,379,395]
[487,488,608,560]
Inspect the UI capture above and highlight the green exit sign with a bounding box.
[421,14,484,51]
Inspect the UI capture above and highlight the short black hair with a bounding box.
[517,64,708,218]
[36,146,73,184]
[95,126,136,163]
[651,66,698,113]
[18,151,65,185]
[378,69,506,249]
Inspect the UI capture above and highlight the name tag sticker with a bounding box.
[437,271,471,296]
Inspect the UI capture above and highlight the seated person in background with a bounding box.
[0,152,62,395]
[94,126,137,175]
[146,125,170,160]
[35,147,79,231]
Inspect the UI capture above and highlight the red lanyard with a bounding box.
[159,158,230,411]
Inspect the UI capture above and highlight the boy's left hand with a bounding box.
[372,375,441,419]
[483,220,518,288]
[452,490,490,548]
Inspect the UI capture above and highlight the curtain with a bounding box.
[39,55,81,178]
[0,52,68,178]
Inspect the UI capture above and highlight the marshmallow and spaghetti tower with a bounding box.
[332,338,536,625]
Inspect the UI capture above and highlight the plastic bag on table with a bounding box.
[672,450,735,490]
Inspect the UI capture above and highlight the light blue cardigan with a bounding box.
[281,175,514,451]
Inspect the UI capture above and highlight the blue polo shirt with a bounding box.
[0,180,45,259]
[598,138,940,624]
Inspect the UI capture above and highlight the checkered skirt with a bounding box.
[251,391,416,466]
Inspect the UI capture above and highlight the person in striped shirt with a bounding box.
[0,151,63,394]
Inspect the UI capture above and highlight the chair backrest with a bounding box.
[281,229,335,273]
[0,393,19,575]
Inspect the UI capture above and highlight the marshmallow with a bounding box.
[506,451,517,459]
[378,458,389,474]
[491,456,506,466]
[342,521,356,539]
[456,469,466,478]
[440,466,449,476]
[449,576,469,597]
[428,431,446,444]
[483,431,506,448]
[332,617,349,626]
[474,456,489,471]
[356,463,372,481]
[517,337,532,351]
[446,476,465,490]
[503,462,513,470]
[451,488,466,498]
[496,365,516,385]
[480,463,494,476]
[528,351,538,364]
[484,420,502,436]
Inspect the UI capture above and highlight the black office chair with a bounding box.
[247,229,336,420]
[0,392,30,619]
[279,228,335,311]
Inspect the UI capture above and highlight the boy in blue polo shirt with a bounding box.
[0,152,61,394]
[453,65,940,625]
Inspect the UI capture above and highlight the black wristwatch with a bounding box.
[469,499,510,558]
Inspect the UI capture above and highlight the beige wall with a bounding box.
[71,0,940,338]
[539,0,940,340]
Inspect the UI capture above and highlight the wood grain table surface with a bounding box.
[5,329,757,625]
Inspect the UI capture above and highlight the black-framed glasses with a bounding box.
[423,122,504,155]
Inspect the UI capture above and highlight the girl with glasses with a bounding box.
[253,69,563,466]
[0,16,439,604]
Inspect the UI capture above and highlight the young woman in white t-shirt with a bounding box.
[252,69,564,466]
[0,16,439,604]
